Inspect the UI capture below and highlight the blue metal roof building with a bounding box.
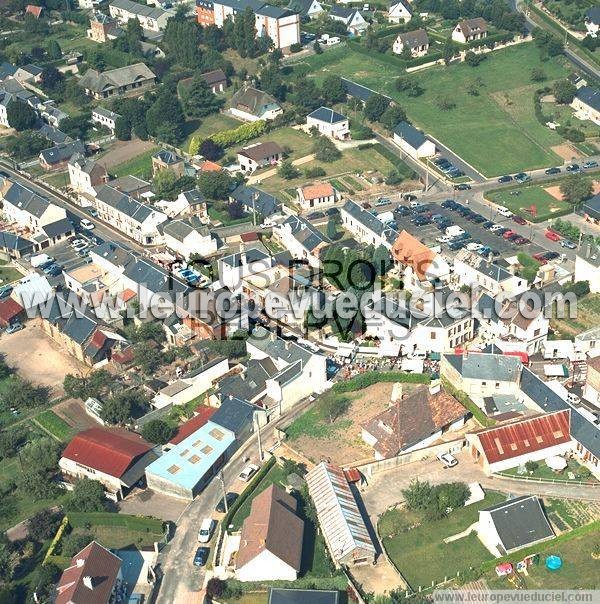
[145,420,235,500]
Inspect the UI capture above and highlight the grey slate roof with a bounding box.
[342,200,399,245]
[397,28,428,48]
[287,0,321,15]
[582,193,600,220]
[211,396,256,437]
[330,4,358,19]
[218,357,277,401]
[2,180,51,218]
[0,230,34,254]
[341,78,387,102]
[483,495,554,553]
[444,352,521,381]
[575,86,600,112]
[201,69,227,86]
[221,247,271,268]
[230,86,280,117]
[393,121,428,150]
[39,140,85,165]
[586,6,600,24]
[308,106,347,124]
[123,257,191,298]
[389,0,412,14]
[256,4,295,17]
[110,0,168,20]
[163,216,210,242]
[95,185,154,224]
[248,325,315,367]
[282,215,328,253]
[42,218,74,239]
[79,63,156,95]
[93,106,122,121]
[37,123,70,145]
[213,0,264,11]
[230,184,279,217]
[153,149,182,165]
[180,189,205,205]
[577,242,600,268]
[0,62,17,81]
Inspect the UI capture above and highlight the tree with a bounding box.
[395,76,423,97]
[380,104,406,131]
[312,135,341,162]
[46,40,62,60]
[373,244,392,275]
[152,169,178,199]
[6,101,36,131]
[525,460,539,473]
[0,425,28,459]
[553,79,577,104]
[20,437,62,472]
[27,510,62,542]
[402,479,434,511]
[0,376,49,410]
[60,113,91,140]
[436,96,456,111]
[63,370,112,400]
[199,139,223,161]
[321,394,350,423]
[141,419,174,445]
[259,64,286,100]
[61,532,95,557]
[27,562,60,604]
[313,40,323,54]
[146,86,186,145]
[18,468,58,501]
[4,130,48,160]
[65,78,90,107]
[530,67,546,82]
[464,50,485,67]
[66,478,108,513]
[197,170,233,200]
[182,74,223,118]
[40,66,65,94]
[321,74,346,105]
[134,344,163,374]
[278,159,300,179]
[326,218,337,240]
[364,93,390,122]
[291,78,321,113]
[560,174,593,205]
[163,18,203,67]
[114,115,131,141]
[99,394,132,425]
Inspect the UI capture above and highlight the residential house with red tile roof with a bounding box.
[59,427,158,499]
[0,298,24,328]
[166,405,217,449]
[297,182,337,211]
[466,409,572,475]
[56,541,122,604]
[235,484,304,582]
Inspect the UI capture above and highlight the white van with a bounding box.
[445,225,465,238]
[437,235,453,244]
[198,518,215,543]
[30,254,53,268]
[496,205,513,218]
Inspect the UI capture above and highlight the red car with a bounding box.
[503,230,515,239]
[533,252,548,264]
[545,230,561,242]
[512,215,527,225]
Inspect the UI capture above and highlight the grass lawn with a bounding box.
[182,112,241,153]
[294,43,570,176]
[0,492,70,532]
[112,147,158,179]
[0,261,23,285]
[486,183,572,222]
[379,491,506,589]
[227,594,268,604]
[207,205,252,226]
[41,171,70,189]
[500,458,597,484]
[32,410,76,442]
[551,293,600,338]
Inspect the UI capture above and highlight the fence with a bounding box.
[495,471,600,487]
[133,403,174,429]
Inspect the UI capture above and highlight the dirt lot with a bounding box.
[0,319,85,396]
[546,179,600,201]
[551,143,581,161]
[53,398,99,432]
[100,139,157,170]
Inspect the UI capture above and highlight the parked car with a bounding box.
[482,221,495,230]
[507,233,521,242]
[46,265,63,277]
[87,207,98,217]
[403,193,417,202]
[489,224,504,232]
[454,183,471,191]
[307,211,325,220]
[441,200,457,209]
[495,227,510,236]
[512,215,527,225]
[498,175,513,183]
[215,492,239,513]
[471,214,486,224]
[0,286,12,300]
[478,246,492,256]
[197,518,216,543]
[513,236,528,245]
[583,160,598,169]
[514,172,531,183]
[566,164,581,173]
[80,218,95,230]
[496,205,513,218]
[466,242,483,251]
[543,251,560,261]
[448,240,467,251]
[533,252,548,264]
[375,197,390,206]
[326,207,339,216]
[436,219,452,230]
[395,205,411,216]
[412,216,432,226]
[361,202,371,209]
[437,452,458,468]
[502,230,516,239]
[239,464,259,482]
[193,547,210,567]
[544,167,561,175]
[5,322,23,334]
[560,239,577,249]
[545,230,561,242]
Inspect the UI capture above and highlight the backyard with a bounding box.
[0,259,23,285]
[379,491,506,590]
[294,43,571,176]
[111,147,159,179]
[499,458,598,485]
[182,112,241,153]
[551,293,600,338]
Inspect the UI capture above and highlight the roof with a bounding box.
[1,178,51,218]
[61,427,154,479]
[300,182,335,201]
[248,325,316,368]
[269,589,339,604]
[444,352,522,382]
[456,249,513,282]
[218,357,277,401]
[393,120,429,150]
[25,4,43,18]
[220,246,271,268]
[211,396,256,436]
[153,148,182,165]
[110,0,167,20]
[397,28,428,48]
[305,462,375,562]
[457,17,488,36]
[0,230,34,253]
[287,0,322,14]
[583,194,600,220]
[92,106,122,121]
[307,106,347,124]
[238,141,284,162]
[201,69,227,86]
[342,200,399,246]
[231,184,279,216]
[389,0,412,14]
[56,541,121,604]
[256,4,295,17]
[587,6,600,24]
[361,385,467,458]
[473,410,571,465]
[163,216,210,243]
[237,484,304,571]
[42,217,74,239]
[391,229,435,280]
[169,405,217,445]
[95,184,159,225]
[330,4,359,19]
[0,298,23,323]
[79,63,156,94]
[40,140,86,165]
[230,86,280,116]
[577,241,600,268]
[145,420,235,491]
[281,214,328,253]
[341,78,390,102]
[482,495,555,553]
[575,86,600,113]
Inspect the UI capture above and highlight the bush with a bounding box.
[304,166,326,178]
[333,371,429,394]
[210,120,267,148]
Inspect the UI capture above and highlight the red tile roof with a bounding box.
[0,298,23,324]
[391,230,436,280]
[169,405,216,445]
[56,541,121,604]
[474,410,571,465]
[240,232,259,243]
[61,427,153,479]
[200,160,222,172]
[25,4,43,17]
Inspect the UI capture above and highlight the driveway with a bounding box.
[118,489,189,523]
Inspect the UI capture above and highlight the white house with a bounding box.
[288,0,324,19]
[273,214,329,268]
[109,0,170,31]
[575,242,600,292]
[393,29,429,57]
[237,141,284,172]
[341,199,399,250]
[163,216,218,261]
[329,5,368,34]
[306,107,350,140]
[297,182,337,211]
[218,246,275,293]
[388,0,412,23]
[452,17,488,43]
[571,86,600,125]
[68,154,108,197]
[236,484,304,582]
[392,121,436,158]
[91,106,122,133]
[585,6,600,37]
[229,86,283,122]
[583,355,600,407]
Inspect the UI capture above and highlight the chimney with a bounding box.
[239,241,247,265]
[270,330,277,342]
[429,380,441,395]
[76,559,85,568]
[83,576,94,590]
[390,383,403,403]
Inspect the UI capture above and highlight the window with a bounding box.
[189,455,201,464]
[167,464,181,475]
[431,331,436,339]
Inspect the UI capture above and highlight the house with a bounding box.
[0,78,41,128]
[201,69,228,93]
[59,427,158,499]
[329,5,368,35]
[11,274,53,313]
[392,121,435,158]
[230,184,280,219]
[218,246,274,292]
[467,410,573,475]
[56,541,122,604]
[584,356,600,407]
[393,29,429,57]
[361,382,468,460]
[40,104,68,128]
[152,149,185,177]
[273,214,329,268]
[571,86,600,125]
[109,0,170,31]
[0,231,35,259]
[91,106,122,132]
[236,484,304,582]
[452,17,488,43]
[269,589,339,604]
[306,107,350,140]
[87,11,123,42]
[237,141,284,172]
[582,193,600,224]
[388,0,412,23]
[93,184,167,245]
[575,242,600,293]
[37,123,70,146]
[341,199,398,250]
[287,0,324,19]
[25,4,43,19]
[247,325,328,410]
[145,420,236,499]
[14,64,43,85]
[163,216,218,260]
[305,462,376,566]
[441,352,522,400]
[477,496,555,557]
[297,182,337,211]
[110,174,152,200]
[585,6,600,37]
[218,357,278,403]
[229,86,283,122]
[39,140,86,171]
[0,298,25,328]
[68,154,108,197]
[165,405,217,449]
[211,395,258,440]
[78,63,157,100]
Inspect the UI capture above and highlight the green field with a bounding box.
[486,183,572,222]
[33,410,75,442]
[380,491,506,589]
[182,112,241,153]
[294,43,571,176]
[0,261,22,285]
[112,147,158,179]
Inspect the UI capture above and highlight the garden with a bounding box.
[551,293,600,338]
[499,458,598,485]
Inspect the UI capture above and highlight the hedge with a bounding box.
[43,516,69,566]
[210,119,268,148]
[333,371,430,394]
[441,377,495,427]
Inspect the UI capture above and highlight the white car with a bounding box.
[70,238,86,248]
[437,452,458,468]
[238,463,259,482]
[197,518,215,543]
[437,235,453,244]
[496,205,513,218]
[489,224,504,232]
[72,241,89,252]
[80,219,95,230]
[466,242,483,251]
